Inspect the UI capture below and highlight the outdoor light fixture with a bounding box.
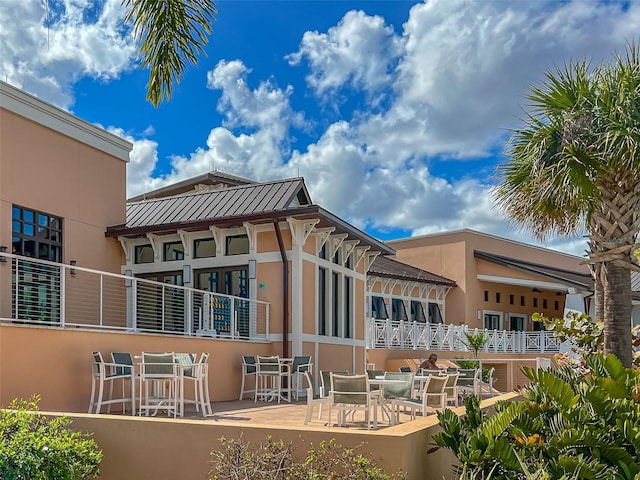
[69,260,77,276]
[182,265,191,284]
[248,259,256,279]
[124,269,133,287]
[0,246,7,263]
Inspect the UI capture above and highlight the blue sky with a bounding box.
[2,0,639,254]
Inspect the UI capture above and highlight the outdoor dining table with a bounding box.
[134,353,199,418]
[369,377,408,425]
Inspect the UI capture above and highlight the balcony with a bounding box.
[0,253,269,341]
[366,318,560,354]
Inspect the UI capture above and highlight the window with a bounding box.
[333,248,340,265]
[319,244,327,260]
[194,267,249,336]
[332,272,340,336]
[194,238,216,258]
[509,294,514,305]
[371,296,388,320]
[543,299,548,309]
[520,296,525,306]
[136,272,184,333]
[484,313,501,330]
[509,315,525,332]
[163,241,184,261]
[226,234,249,255]
[554,300,559,311]
[410,301,426,322]
[318,267,327,335]
[344,276,352,338]
[533,298,538,308]
[484,290,489,302]
[495,292,501,303]
[134,245,154,264]
[12,206,62,261]
[391,299,408,321]
[428,303,443,324]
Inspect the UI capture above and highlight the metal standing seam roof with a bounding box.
[369,256,456,286]
[474,250,593,290]
[121,178,309,229]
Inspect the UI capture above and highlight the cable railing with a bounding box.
[0,252,269,341]
[366,318,560,353]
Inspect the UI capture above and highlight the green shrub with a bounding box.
[208,436,405,479]
[432,353,640,479]
[0,396,102,480]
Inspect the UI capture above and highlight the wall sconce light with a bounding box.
[182,265,192,284]
[477,309,482,320]
[124,269,133,287]
[69,260,77,276]
[248,259,257,279]
[0,246,7,263]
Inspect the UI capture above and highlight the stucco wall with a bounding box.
[0,324,277,411]
[51,406,463,480]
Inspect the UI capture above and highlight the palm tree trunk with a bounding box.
[602,260,632,367]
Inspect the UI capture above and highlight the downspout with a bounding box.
[273,219,289,358]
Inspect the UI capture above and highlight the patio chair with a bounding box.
[89,351,136,415]
[138,352,181,418]
[239,355,257,400]
[291,355,313,401]
[366,369,384,379]
[110,352,136,414]
[255,355,288,403]
[399,366,413,373]
[380,372,414,423]
[320,370,349,398]
[328,373,378,429]
[179,352,212,416]
[303,371,330,425]
[393,374,448,421]
[443,372,460,406]
[457,368,481,397]
[479,367,495,398]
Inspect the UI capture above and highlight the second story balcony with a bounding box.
[366,318,560,354]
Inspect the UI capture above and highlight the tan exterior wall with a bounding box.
[391,231,589,330]
[0,109,126,272]
[56,405,468,480]
[0,324,277,410]
[0,93,129,321]
[256,260,285,333]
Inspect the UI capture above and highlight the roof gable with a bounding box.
[122,178,311,229]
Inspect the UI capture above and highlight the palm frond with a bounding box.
[123,0,217,107]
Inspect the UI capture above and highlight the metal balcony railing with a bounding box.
[0,253,269,341]
[365,318,560,353]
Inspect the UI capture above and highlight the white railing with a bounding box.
[0,253,269,341]
[366,318,560,353]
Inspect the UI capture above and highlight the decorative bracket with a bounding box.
[287,218,320,247]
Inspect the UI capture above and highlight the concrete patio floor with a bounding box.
[176,398,421,430]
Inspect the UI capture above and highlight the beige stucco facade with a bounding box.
[0,81,131,319]
[389,230,592,330]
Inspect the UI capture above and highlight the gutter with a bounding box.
[273,219,289,358]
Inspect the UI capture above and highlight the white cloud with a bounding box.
[286,9,403,101]
[0,0,136,109]
[5,0,628,258]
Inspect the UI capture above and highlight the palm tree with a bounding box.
[122,0,217,107]
[494,44,640,367]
